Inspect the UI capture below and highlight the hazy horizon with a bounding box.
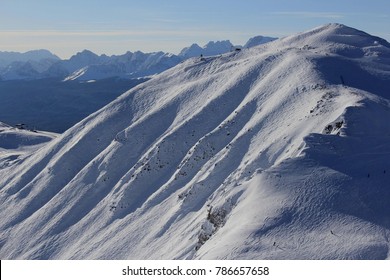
[1,0,390,59]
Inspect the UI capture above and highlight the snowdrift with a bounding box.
[0,23,389,259]
[0,122,57,179]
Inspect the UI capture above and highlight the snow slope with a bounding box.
[0,122,57,179]
[0,122,56,150]
[0,23,389,260]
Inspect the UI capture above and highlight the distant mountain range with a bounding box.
[0,36,276,81]
[0,49,60,66]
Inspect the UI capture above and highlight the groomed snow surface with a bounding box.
[0,23,389,259]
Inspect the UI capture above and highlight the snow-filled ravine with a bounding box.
[0,23,389,260]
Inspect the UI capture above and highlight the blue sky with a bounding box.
[1,0,389,58]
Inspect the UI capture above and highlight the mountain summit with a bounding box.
[244,35,277,48]
[0,50,60,80]
[0,24,389,259]
[178,40,235,58]
[0,49,59,67]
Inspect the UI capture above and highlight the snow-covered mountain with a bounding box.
[48,50,183,81]
[0,50,60,80]
[244,35,277,48]
[62,39,260,81]
[0,49,181,81]
[63,51,182,81]
[178,37,277,59]
[179,40,234,58]
[0,49,60,68]
[0,23,389,260]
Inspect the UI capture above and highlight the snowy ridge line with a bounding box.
[0,23,390,259]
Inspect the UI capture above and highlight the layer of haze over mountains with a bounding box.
[0,24,389,260]
[0,36,276,81]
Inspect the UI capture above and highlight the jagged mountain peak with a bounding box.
[0,49,60,70]
[178,40,233,58]
[178,43,203,58]
[203,40,233,48]
[69,49,101,62]
[0,49,59,60]
[244,35,277,48]
[74,49,97,56]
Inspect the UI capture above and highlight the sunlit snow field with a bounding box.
[0,24,389,260]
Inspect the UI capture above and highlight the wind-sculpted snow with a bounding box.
[0,24,389,259]
[0,122,58,184]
